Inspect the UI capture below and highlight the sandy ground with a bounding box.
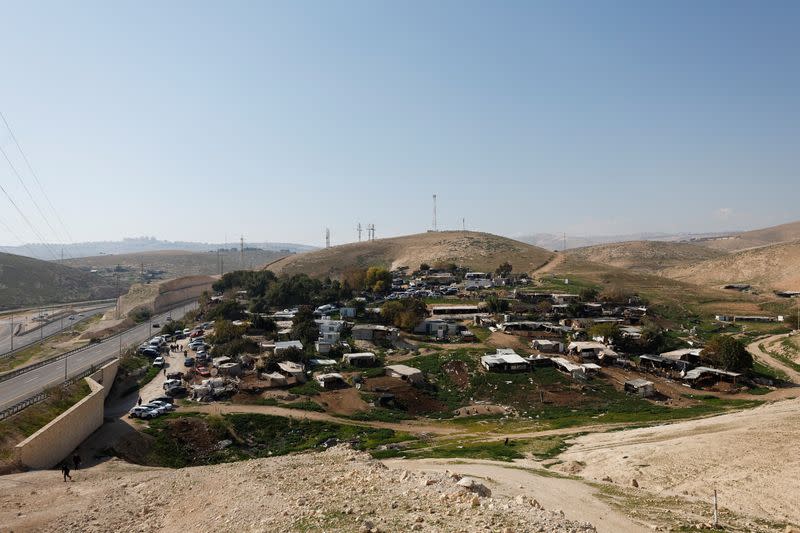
[0,447,597,533]
[559,397,800,527]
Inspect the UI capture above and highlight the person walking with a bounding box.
[72,454,82,470]
[61,463,72,482]
[137,396,142,406]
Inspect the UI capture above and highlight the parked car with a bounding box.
[174,332,186,340]
[163,379,182,390]
[152,356,165,367]
[129,406,158,419]
[151,395,174,405]
[182,328,191,335]
[141,348,160,358]
[166,371,184,381]
[184,357,195,367]
[164,385,187,397]
[141,402,169,415]
[149,400,175,412]
[196,366,211,377]
[152,323,160,328]
[189,329,204,338]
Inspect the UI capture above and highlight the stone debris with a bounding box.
[12,445,597,532]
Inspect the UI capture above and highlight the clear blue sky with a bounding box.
[0,0,797,248]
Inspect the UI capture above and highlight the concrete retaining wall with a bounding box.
[15,359,119,469]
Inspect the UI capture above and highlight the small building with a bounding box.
[660,348,702,365]
[481,349,529,372]
[309,358,337,368]
[351,324,399,342]
[385,364,424,384]
[315,372,346,389]
[275,340,304,354]
[260,371,288,388]
[531,339,563,353]
[315,340,333,354]
[340,307,357,318]
[430,305,485,317]
[624,379,655,397]
[414,318,459,338]
[342,352,377,367]
[683,366,742,386]
[277,361,306,382]
[316,319,345,334]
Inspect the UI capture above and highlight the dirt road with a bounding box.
[531,252,566,276]
[384,457,648,533]
[748,333,800,383]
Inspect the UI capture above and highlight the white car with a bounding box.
[141,403,169,415]
[149,400,175,411]
[163,379,182,391]
[153,357,165,367]
[129,406,159,419]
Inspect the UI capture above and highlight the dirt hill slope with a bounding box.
[0,252,116,310]
[567,241,725,274]
[699,219,800,252]
[0,446,595,533]
[663,240,800,291]
[265,231,555,277]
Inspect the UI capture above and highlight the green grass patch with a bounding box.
[283,400,325,412]
[288,380,322,396]
[142,412,415,468]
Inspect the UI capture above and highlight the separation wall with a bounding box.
[15,359,119,469]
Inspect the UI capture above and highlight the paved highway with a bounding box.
[0,302,197,413]
[0,305,114,356]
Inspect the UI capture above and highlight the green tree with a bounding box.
[579,287,599,302]
[495,261,513,277]
[589,323,620,344]
[702,335,753,371]
[380,299,427,331]
[291,306,319,346]
[419,263,431,271]
[206,300,245,321]
[365,267,393,294]
[208,320,247,345]
[485,294,510,313]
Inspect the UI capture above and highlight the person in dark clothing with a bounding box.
[61,463,72,482]
[504,437,509,446]
[73,454,82,470]
[137,396,142,406]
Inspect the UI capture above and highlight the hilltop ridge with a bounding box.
[265,231,555,277]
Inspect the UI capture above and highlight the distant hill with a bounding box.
[0,237,316,260]
[566,241,726,274]
[696,220,800,252]
[64,249,288,286]
[265,231,555,278]
[663,240,800,292]
[0,252,117,309]
[518,231,733,251]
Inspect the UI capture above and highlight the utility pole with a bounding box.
[357,223,362,242]
[713,489,718,528]
[563,232,567,252]
[325,228,330,248]
[217,249,221,275]
[9,313,13,351]
[462,217,465,232]
[240,235,244,268]
[432,194,438,232]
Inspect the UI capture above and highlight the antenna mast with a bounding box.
[432,194,438,232]
[240,235,244,267]
[357,223,362,242]
[562,232,567,252]
[325,228,330,248]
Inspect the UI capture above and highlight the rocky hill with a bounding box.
[0,446,596,533]
[663,240,800,292]
[697,219,800,252]
[265,231,555,278]
[0,252,117,310]
[566,241,725,274]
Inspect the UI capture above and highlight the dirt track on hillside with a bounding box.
[559,397,800,526]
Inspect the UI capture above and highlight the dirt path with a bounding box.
[384,457,648,533]
[185,403,459,435]
[531,252,566,277]
[747,333,800,383]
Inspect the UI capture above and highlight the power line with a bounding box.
[0,112,77,258]
[0,144,63,245]
[0,179,58,260]
[0,213,38,257]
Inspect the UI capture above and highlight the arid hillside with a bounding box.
[0,252,117,309]
[265,231,555,278]
[567,241,725,274]
[64,248,287,284]
[698,219,800,252]
[663,240,800,292]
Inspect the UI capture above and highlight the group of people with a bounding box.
[60,453,82,482]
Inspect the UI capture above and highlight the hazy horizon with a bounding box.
[0,1,798,253]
